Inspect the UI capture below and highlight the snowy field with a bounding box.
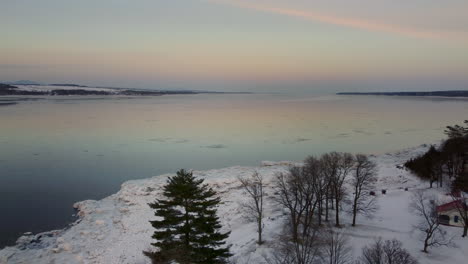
[1,144,467,264]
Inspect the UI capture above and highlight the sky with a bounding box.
[1,0,468,93]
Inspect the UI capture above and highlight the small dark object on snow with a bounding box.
[382,189,387,194]
[404,188,408,191]
[370,191,376,196]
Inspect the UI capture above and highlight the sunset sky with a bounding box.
[1,0,468,92]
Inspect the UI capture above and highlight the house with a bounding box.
[437,200,466,227]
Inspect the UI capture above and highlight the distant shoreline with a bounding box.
[337,90,468,97]
[0,83,251,97]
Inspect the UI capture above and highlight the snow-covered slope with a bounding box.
[1,145,467,264]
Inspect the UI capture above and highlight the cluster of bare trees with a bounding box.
[266,229,418,264]
[359,238,418,264]
[239,152,381,263]
[239,152,457,262]
[276,152,377,231]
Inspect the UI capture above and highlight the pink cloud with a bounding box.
[209,0,466,41]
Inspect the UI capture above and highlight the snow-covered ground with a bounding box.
[1,144,467,264]
[14,85,119,93]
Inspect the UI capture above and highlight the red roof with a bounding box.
[437,200,467,213]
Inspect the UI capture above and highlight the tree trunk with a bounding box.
[291,214,298,242]
[258,218,263,244]
[463,225,467,237]
[325,194,329,222]
[184,200,190,247]
[352,187,359,227]
[352,204,357,226]
[335,198,340,227]
[423,239,429,253]
[318,199,322,225]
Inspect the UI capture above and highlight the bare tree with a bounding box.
[239,171,265,244]
[275,166,317,242]
[267,224,324,264]
[322,152,355,227]
[360,238,384,264]
[359,238,418,264]
[323,230,352,264]
[304,156,327,225]
[411,190,452,253]
[350,154,378,226]
[449,191,468,237]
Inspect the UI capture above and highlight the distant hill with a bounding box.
[337,91,468,97]
[0,83,44,95]
[49,84,88,87]
[0,83,198,96]
[0,81,248,96]
[3,80,42,85]
[0,83,17,90]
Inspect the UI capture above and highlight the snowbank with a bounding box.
[1,144,467,264]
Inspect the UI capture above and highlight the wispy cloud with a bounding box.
[208,0,467,42]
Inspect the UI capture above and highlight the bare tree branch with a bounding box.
[238,171,266,244]
[349,154,378,226]
[359,238,418,264]
[323,230,352,264]
[274,166,317,242]
[322,152,354,227]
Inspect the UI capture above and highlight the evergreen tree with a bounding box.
[444,120,468,139]
[144,169,231,264]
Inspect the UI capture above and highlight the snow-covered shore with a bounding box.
[1,144,468,264]
[14,85,119,93]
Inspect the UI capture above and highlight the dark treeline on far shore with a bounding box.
[0,83,250,96]
[337,91,468,97]
[0,83,198,96]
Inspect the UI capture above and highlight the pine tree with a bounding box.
[144,169,231,264]
[444,120,468,139]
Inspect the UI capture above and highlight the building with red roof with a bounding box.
[437,199,467,227]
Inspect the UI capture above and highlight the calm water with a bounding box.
[1,93,467,247]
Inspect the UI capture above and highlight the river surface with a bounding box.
[1,93,467,247]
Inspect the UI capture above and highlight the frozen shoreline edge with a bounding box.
[4,142,466,264]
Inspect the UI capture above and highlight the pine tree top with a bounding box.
[145,169,232,264]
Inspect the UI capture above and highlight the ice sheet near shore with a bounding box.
[1,144,468,264]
